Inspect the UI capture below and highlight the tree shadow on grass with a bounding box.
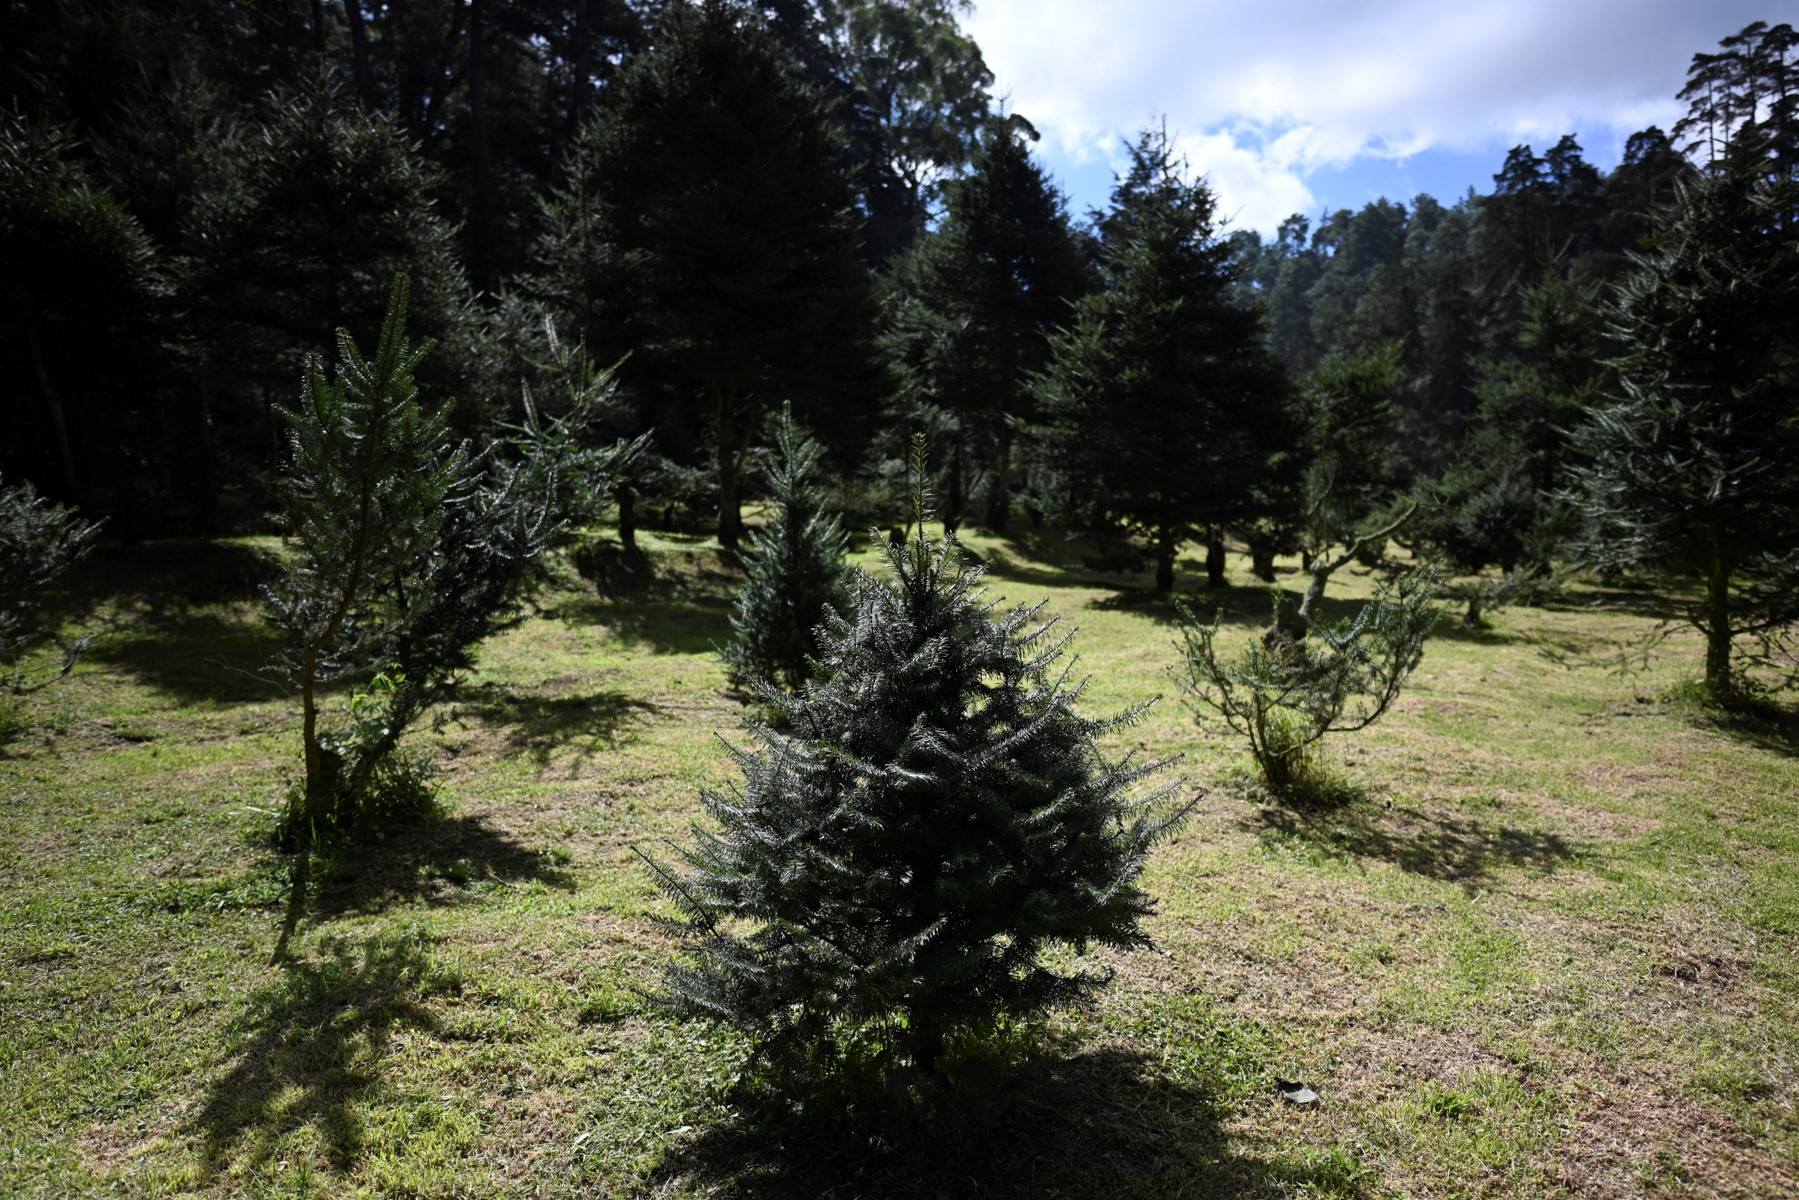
[656,1047,1369,1200]
[68,538,281,615]
[453,684,666,768]
[1249,800,1580,892]
[548,592,733,656]
[1090,582,1279,627]
[1693,696,1799,758]
[303,813,575,920]
[87,608,286,704]
[192,929,459,1177]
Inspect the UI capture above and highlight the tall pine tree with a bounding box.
[1036,126,1291,591]
[569,0,884,549]
[884,117,1087,533]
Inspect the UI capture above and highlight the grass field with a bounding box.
[3,526,1796,1198]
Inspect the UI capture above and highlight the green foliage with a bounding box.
[0,114,168,520]
[0,475,100,711]
[818,0,996,261]
[1036,125,1293,590]
[267,275,554,846]
[1569,161,1799,699]
[648,444,1186,1082]
[559,0,883,547]
[510,316,649,540]
[1301,343,1409,557]
[1177,565,1441,800]
[723,407,850,694]
[883,119,1087,533]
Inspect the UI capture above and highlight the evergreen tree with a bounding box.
[0,115,168,521]
[0,475,101,701]
[649,442,1185,1080]
[723,407,851,693]
[181,77,480,495]
[1569,161,1799,699]
[884,118,1087,533]
[1300,343,1410,559]
[573,0,883,549]
[267,276,555,845]
[1036,125,1291,591]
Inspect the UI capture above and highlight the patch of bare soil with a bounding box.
[1554,1074,1792,1199]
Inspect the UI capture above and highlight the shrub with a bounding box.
[722,406,850,693]
[647,443,1188,1085]
[1177,564,1440,801]
[0,475,100,696]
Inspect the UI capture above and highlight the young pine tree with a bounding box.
[268,275,555,846]
[0,475,101,730]
[723,406,850,693]
[649,442,1187,1082]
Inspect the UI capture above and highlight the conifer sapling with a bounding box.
[722,405,850,693]
[648,438,1189,1082]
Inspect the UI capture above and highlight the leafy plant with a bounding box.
[647,439,1188,1086]
[1178,564,1441,800]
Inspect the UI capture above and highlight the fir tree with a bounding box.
[723,407,851,694]
[267,275,556,845]
[648,440,1186,1081]
[1569,160,1799,700]
[0,475,101,705]
[1035,125,1291,591]
[569,0,883,548]
[883,117,1088,533]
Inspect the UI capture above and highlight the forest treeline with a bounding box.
[3,4,1797,696]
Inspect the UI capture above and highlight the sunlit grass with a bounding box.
[2,527,1795,1197]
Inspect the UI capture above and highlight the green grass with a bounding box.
[2,528,1796,1198]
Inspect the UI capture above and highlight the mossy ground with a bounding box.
[3,527,1795,1198]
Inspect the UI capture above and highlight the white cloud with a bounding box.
[966,0,1767,231]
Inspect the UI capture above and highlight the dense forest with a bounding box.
[4,2,1798,694]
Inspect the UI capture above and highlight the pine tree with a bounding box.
[1569,160,1799,700]
[267,275,555,845]
[571,0,883,548]
[884,118,1088,534]
[1035,125,1292,591]
[648,441,1186,1081]
[723,406,851,693]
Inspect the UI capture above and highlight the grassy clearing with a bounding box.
[2,528,1796,1198]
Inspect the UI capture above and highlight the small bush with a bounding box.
[1178,564,1440,803]
[647,441,1189,1086]
[0,475,101,730]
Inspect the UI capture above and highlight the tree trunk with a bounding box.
[1250,541,1276,583]
[983,422,1012,533]
[1205,531,1226,588]
[615,479,637,554]
[1155,532,1177,592]
[944,431,964,534]
[1704,537,1733,700]
[343,0,375,108]
[1463,592,1483,628]
[714,386,743,549]
[27,317,83,505]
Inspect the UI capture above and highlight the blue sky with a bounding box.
[964,0,1775,235]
